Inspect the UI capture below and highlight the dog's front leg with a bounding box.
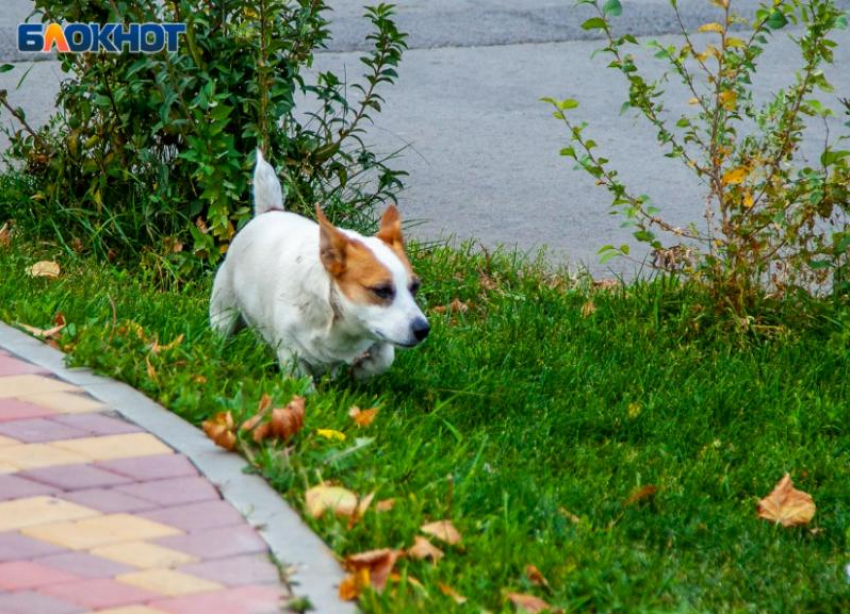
[352,342,395,380]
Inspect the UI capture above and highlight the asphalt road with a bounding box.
[2,0,849,274]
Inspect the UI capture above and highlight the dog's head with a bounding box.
[316,205,429,348]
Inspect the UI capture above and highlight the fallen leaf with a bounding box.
[317,428,346,441]
[28,260,61,278]
[241,393,274,432]
[407,536,444,563]
[757,473,816,527]
[433,298,469,315]
[145,355,158,383]
[150,333,184,354]
[592,278,619,292]
[506,592,553,613]
[343,548,404,592]
[19,313,66,340]
[305,484,358,519]
[525,564,550,588]
[558,508,581,524]
[264,396,305,442]
[0,222,10,247]
[202,411,237,451]
[581,300,596,318]
[420,520,462,545]
[349,406,379,427]
[339,568,370,601]
[376,498,396,512]
[624,485,658,507]
[357,492,376,517]
[438,582,467,604]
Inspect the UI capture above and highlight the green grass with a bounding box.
[2,239,849,614]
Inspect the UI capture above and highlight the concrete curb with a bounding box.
[0,320,356,614]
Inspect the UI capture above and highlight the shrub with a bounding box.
[0,0,407,275]
[546,0,850,312]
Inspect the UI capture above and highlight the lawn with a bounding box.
[2,238,849,614]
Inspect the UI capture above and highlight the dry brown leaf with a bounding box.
[433,298,469,315]
[28,260,61,278]
[558,508,581,524]
[407,536,444,563]
[268,396,305,440]
[150,333,184,354]
[357,492,376,517]
[0,222,11,248]
[624,485,658,507]
[592,278,619,292]
[349,405,379,427]
[241,393,274,432]
[343,548,404,592]
[305,484,358,519]
[506,592,553,613]
[145,355,158,383]
[581,300,596,318]
[420,520,462,545]
[376,498,396,512]
[19,313,66,340]
[757,473,816,527]
[339,568,370,601]
[525,564,550,588]
[202,411,237,451]
[438,582,467,604]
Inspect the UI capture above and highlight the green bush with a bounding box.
[0,0,407,274]
[547,0,850,313]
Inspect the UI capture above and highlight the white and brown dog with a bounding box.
[209,151,429,379]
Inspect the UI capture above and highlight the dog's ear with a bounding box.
[376,204,403,248]
[316,205,349,276]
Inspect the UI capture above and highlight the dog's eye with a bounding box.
[409,279,421,295]
[370,284,395,300]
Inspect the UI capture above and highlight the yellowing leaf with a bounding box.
[722,166,749,186]
[624,484,658,507]
[726,37,747,49]
[438,583,467,604]
[150,334,185,354]
[697,22,724,33]
[0,222,11,248]
[339,568,370,601]
[305,484,358,519]
[317,428,346,441]
[525,564,550,588]
[757,473,816,527]
[744,191,754,209]
[719,90,737,111]
[28,260,61,278]
[506,592,553,613]
[687,97,701,105]
[407,536,444,562]
[420,520,462,545]
[581,301,596,318]
[349,406,379,427]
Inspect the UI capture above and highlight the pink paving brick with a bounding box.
[156,526,268,560]
[97,454,198,482]
[0,356,49,377]
[180,554,280,587]
[139,500,245,534]
[0,474,61,501]
[153,585,283,614]
[49,414,142,436]
[0,561,80,590]
[0,590,86,614]
[115,477,220,507]
[40,578,159,610]
[0,398,57,422]
[21,464,132,491]
[59,488,159,513]
[0,532,63,562]
[0,418,87,443]
[35,551,136,579]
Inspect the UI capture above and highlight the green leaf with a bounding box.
[603,0,623,17]
[581,17,608,31]
[556,99,579,110]
[0,64,13,74]
[766,10,788,30]
[821,149,850,166]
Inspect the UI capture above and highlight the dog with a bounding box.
[209,150,429,379]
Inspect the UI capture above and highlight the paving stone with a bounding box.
[155,526,268,560]
[115,477,220,507]
[21,464,132,491]
[97,455,198,482]
[0,356,49,377]
[17,392,105,414]
[0,444,91,471]
[92,541,198,569]
[59,488,160,514]
[0,418,88,443]
[0,560,81,590]
[22,513,181,550]
[0,375,79,398]
[0,590,86,614]
[179,554,280,587]
[40,577,160,610]
[0,398,57,422]
[0,531,63,562]
[0,474,61,501]
[49,414,141,437]
[53,434,172,461]
[139,500,245,534]
[117,569,222,597]
[36,551,136,579]
[151,585,283,614]
[0,496,98,532]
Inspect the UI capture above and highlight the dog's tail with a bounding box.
[253,149,285,216]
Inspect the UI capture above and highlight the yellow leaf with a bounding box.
[438,583,467,604]
[349,406,379,427]
[744,191,754,209]
[28,260,61,278]
[316,428,346,441]
[339,568,370,601]
[757,473,816,527]
[305,484,358,518]
[726,37,746,49]
[687,97,700,105]
[722,166,748,186]
[420,520,462,545]
[719,90,737,111]
[697,22,724,33]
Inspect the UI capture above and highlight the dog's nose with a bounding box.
[411,318,430,342]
